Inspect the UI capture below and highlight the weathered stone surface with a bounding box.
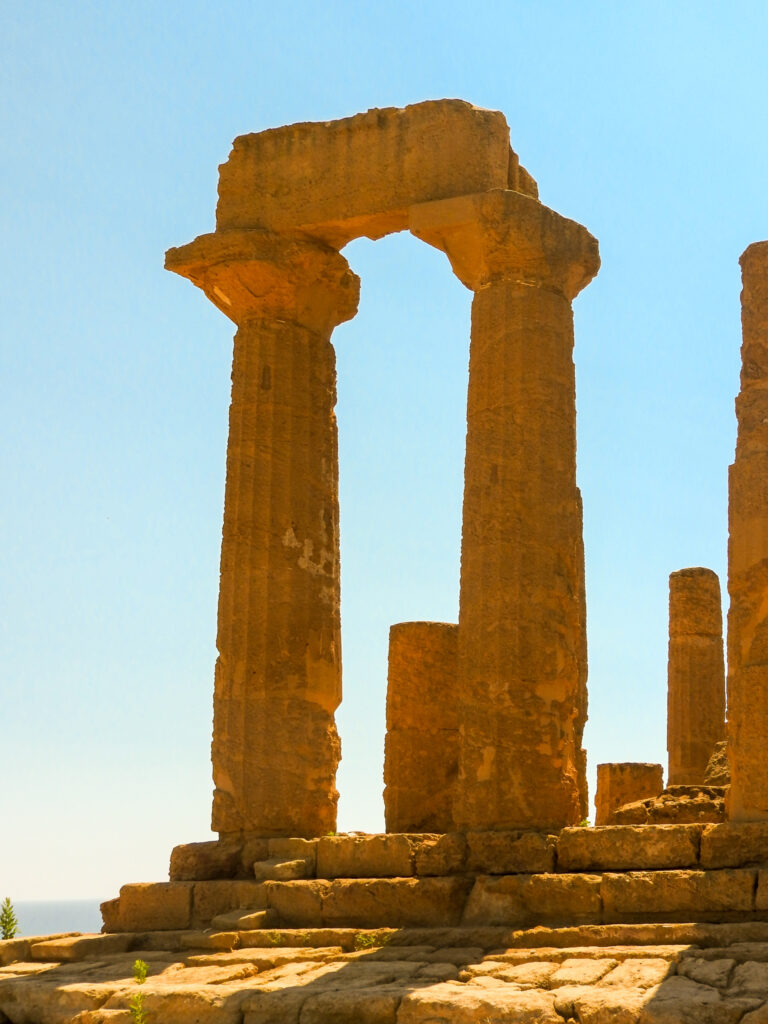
[264,880,329,927]
[215,100,517,248]
[411,189,599,832]
[557,825,701,871]
[466,831,556,874]
[754,870,768,910]
[384,622,458,833]
[612,785,725,825]
[601,957,675,988]
[29,935,132,961]
[210,908,274,931]
[728,241,768,822]
[252,858,311,881]
[169,839,245,881]
[463,873,601,927]
[667,568,726,786]
[601,869,756,922]
[413,833,467,876]
[267,838,318,873]
[594,763,664,826]
[166,231,359,839]
[322,878,472,928]
[704,741,731,786]
[701,822,768,867]
[191,880,267,927]
[398,983,562,1024]
[677,955,735,987]
[549,956,617,986]
[115,883,193,932]
[316,834,413,878]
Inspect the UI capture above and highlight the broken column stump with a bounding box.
[667,567,726,786]
[384,622,459,833]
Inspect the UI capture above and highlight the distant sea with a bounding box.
[13,900,105,937]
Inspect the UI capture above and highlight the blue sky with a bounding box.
[2,1,767,899]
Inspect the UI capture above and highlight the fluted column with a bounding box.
[411,189,599,830]
[667,568,726,786]
[166,230,359,836]
[727,241,768,821]
[384,622,459,833]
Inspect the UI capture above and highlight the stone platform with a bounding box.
[9,922,768,1022]
[6,826,768,1021]
[100,825,768,935]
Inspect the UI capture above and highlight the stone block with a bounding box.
[701,823,768,868]
[322,878,472,928]
[169,839,242,881]
[300,987,401,1024]
[238,837,271,877]
[398,983,561,1024]
[466,831,556,874]
[594,763,664,825]
[215,100,512,248]
[316,834,413,878]
[557,825,701,871]
[118,882,193,931]
[755,870,768,910]
[100,897,121,932]
[414,833,467,876]
[29,934,132,961]
[211,908,276,930]
[191,880,267,927]
[462,873,602,927]
[267,838,318,873]
[264,880,328,927]
[601,869,756,923]
[253,858,311,881]
[178,930,240,951]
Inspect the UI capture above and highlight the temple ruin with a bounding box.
[5,99,768,1024]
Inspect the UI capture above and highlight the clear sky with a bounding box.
[2,1,767,901]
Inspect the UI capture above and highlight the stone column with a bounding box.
[667,568,726,786]
[594,763,664,826]
[728,241,768,821]
[411,189,600,831]
[165,229,360,837]
[384,622,458,833]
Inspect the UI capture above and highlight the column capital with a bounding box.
[165,229,360,332]
[409,189,599,298]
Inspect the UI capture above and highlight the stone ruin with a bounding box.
[5,99,768,1024]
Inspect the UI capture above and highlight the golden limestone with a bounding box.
[167,101,599,836]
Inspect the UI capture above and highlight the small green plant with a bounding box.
[1,898,18,940]
[354,931,389,951]
[129,958,149,1023]
[261,930,283,947]
[577,818,591,828]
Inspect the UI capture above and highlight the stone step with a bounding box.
[210,907,277,930]
[252,856,312,881]
[169,822,768,887]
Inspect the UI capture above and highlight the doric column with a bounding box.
[166,229,359,836]
[384,622,459,833]
[667,568,725,786]
[411,189,599,830]
[727,241,768,821]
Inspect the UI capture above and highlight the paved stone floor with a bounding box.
[6,926,768,1022]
